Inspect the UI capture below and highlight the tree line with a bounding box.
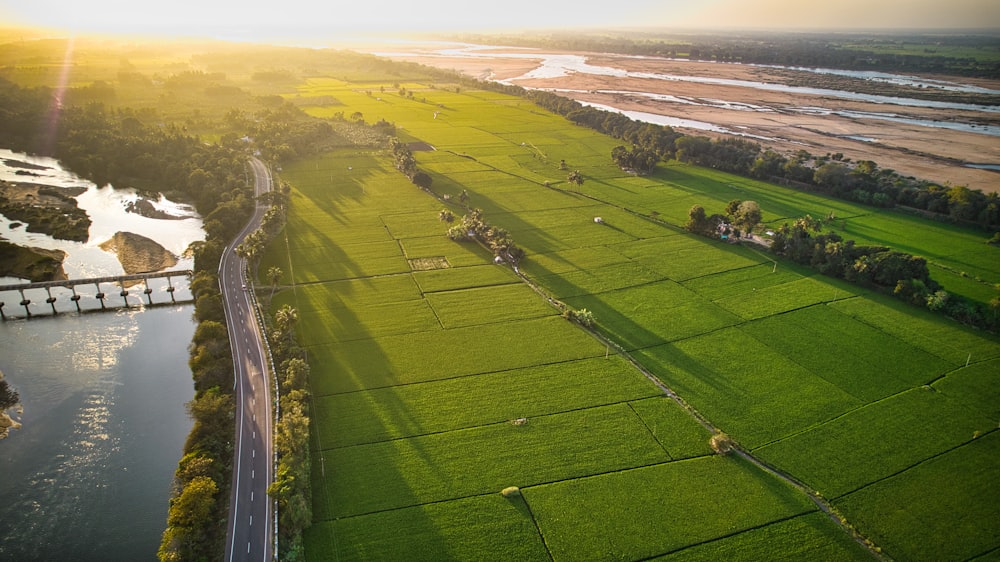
[457,31,1000,79]
[480,85,1000,233]
[686,200,1000,331]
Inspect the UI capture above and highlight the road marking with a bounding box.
[252,449,255,458]
[252,469,255,479]
[251,491,254,502]
[248,542,251,554]
[250,515,253,527]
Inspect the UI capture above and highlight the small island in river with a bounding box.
[99,231,177,274]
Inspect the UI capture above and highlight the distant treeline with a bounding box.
[458,31,1000,78]
[468,81,1000,231]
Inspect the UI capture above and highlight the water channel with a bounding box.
[0,149,203,561]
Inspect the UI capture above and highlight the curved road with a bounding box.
[221,157,275,562]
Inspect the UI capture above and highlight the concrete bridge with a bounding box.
[0,269,193,319]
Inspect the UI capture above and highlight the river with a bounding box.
[0,149,202,561]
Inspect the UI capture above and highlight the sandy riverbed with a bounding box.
[374,45,1000,193]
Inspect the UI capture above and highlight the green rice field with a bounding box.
[259,77,1000,561]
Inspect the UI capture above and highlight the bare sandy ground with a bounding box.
[374,46,1000,193]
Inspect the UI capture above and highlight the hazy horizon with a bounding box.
[1,0,998,41]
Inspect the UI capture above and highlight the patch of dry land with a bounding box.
[374,44,1000,193]
[99,231,177,274]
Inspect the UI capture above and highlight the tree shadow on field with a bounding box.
[280,156,457,559]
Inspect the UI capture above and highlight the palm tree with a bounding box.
[267,266,283,299]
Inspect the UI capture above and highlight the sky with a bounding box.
[1,0,998,38]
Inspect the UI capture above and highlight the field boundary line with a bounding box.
[832,427,999,502]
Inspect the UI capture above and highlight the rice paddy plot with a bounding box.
[634,328,863,448]
[400,235,494,269]
[744,304,952,401]
[523,456,817,562]
[411,264,519,294]
[681,262,807,301]
[304,494,550,562]
[712,276,842,320]
[307,316,605,395]
[320,403,671,518]
[626,397,715,460]
[532,260,665,298]
[755,387,995,499]
[520,245,634,277]
[564,281,742,349]
[613,235,764,282]
[932,357,1000,421]
[426,283,557,329]
[285,240,410,283]
[830,295,1000,365]
[313,355,662,449]
[834,431,1000,562]
[286,286,439,345]
[381,210,453,238]
[651,511,874,562]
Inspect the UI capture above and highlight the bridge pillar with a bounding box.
[18,289,31,317]
[95,283,106,309]
[70,285,82,312]
[143,279,154,305]
[0,301,5,321]
[166,276,176,303]
[45,287,57,315]
[119,281,129,307]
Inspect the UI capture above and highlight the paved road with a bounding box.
[221,157,275,562]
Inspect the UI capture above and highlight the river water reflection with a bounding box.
[0,150,202,560]
[0,307,195,561]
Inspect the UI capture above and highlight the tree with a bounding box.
[438,209,455,223]
[733,200,762,236]
[567,170,584,188]
[267,266,283,299]
[412,171,432,189]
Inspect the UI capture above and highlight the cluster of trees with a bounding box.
[442,207,526,265]
[770,216,999,330]
[158,268,236,561]
[266,304,312,561]
[611,145,660,175]
[0,77,253,228]
[686,199,762,238]
[389,137,433,189]
[225,102,351,164]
